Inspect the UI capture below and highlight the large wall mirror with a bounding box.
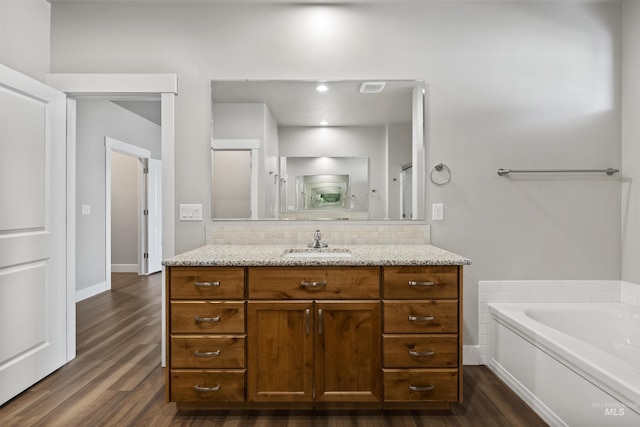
[211,80,426,220]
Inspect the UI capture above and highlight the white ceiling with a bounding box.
[211,80,421,127]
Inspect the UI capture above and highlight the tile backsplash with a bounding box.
[206,223,430,246]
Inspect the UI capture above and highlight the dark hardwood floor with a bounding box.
[0,273,547,426]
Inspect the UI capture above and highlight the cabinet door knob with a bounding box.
[408,281,435,287]
[195,316,221,323]
[408,315,435,322]
[408,350,435,357]
[408,384,435,392]
[194,384,221,392]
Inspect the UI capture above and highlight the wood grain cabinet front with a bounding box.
[166,264,463,410]
[166,267,247,408]
[382,265,462,406]
[246,268,382,404]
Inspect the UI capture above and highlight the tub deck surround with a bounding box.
[487,302,640,427]
[162,244,471,267]
[164,244,469,411]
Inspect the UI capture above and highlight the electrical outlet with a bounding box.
[432,203,444,221]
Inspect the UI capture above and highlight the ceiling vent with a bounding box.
[359,81,386,94]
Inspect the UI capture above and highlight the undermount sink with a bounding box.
[281,248,353,258]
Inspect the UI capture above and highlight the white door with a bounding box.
[0,65,69,405]
[146,158,162,274]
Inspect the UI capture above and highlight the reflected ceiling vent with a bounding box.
[359,81,386,93]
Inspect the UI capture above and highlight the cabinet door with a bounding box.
[247,301,314,402]
[315,301,381,402]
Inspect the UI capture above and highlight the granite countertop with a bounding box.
[163,244,471,267]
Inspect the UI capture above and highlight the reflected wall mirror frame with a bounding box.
[211,79,426,221]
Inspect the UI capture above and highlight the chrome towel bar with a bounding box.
[497,168,619,176]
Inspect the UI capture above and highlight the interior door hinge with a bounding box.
[144,253,149,259]
[143,209,149,215]
[143,167,149,174]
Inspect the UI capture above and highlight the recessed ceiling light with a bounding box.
[319,121,329,126]
[316,84,329,92]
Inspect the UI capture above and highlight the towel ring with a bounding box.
[430,163,451,186]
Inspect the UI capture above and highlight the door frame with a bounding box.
[46,73,177,365]
[105,137,152,280]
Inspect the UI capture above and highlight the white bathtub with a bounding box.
[487,302,640,427]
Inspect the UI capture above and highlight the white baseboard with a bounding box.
[76,281,108,302]
[111,263,138,273]
[463,345,481,365]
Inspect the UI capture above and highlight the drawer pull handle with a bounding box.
[408,350,435,357]
[195,316,221,323]
[301,281,327,288]
[194,281,220,288]
[194,350,221,357]
[408,315,435,322]
[408,384,435,392]
[194,384,221,392]
[408,281,435,287]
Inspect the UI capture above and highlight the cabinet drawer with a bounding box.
[383,266,458,299]
[248,267,380,299]
[171,335,246,369]
[384,301,458,333]
[383,335,458,368]
[170,267,245,300]
[171,301,245,333]
[383,369,458,402]
[170,369,245,402]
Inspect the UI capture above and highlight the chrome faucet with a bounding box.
[308,229,328,248]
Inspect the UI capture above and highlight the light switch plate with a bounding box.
[432,203,444,221]
[81,205,91,215]
[179,203,203,221]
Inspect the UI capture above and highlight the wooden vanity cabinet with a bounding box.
[382,266,463,405]
[166,264,463,410]
[247,267,382,404]
[166,267,247,404]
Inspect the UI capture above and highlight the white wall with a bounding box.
[622,0,640,284]
[111,151,139,270]
[0,0,50,81]
[76,99,160,294]
[51,1,623,348]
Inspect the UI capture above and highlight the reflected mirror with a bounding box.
[211,80,425,220]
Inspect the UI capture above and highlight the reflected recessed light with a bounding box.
[319,121,329,126]
[316,84,329,92]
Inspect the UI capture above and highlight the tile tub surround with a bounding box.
[476,280,640,364]
[163,244,471,267]
[205,223,431,246]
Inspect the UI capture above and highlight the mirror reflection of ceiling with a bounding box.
[210,80,418,127]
